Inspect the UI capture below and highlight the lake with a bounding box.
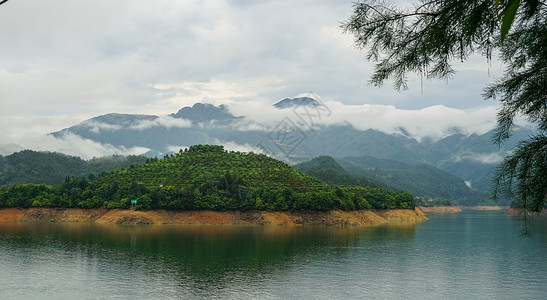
[1,210,545,299]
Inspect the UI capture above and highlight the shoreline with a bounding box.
[418,205,513,215]
[459,206,509,211]
[418,206,461,214]
[0,207,427,226]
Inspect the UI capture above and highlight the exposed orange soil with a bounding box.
[0,207,427,226]
[459,206,509,210]
[0,208,23,222]
[418,206,462,215]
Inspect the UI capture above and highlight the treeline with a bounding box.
[0,145,415,211]
[0,177,414,211]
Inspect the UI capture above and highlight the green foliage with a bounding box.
[342,0,546,211]
[0,145,415,211]
[342,0,499,90]
[297,155,480,206]
[496,0,542,41]
[0,150,147,186]
[494,136,547,211]
[294,156,373,186]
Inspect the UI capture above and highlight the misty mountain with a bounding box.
[170,103,243,124]
[273,96,321,108]
[294,155,481,205]
[336,155,483,205]
[49,96,533,205]
[293,156,365,186]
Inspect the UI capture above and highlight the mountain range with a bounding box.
[46,94,532,205]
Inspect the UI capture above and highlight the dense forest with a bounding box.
[0,145,414,211]
[0,150,147,185]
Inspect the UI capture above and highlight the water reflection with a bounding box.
[1,212,546,299]
[0,223,418,279]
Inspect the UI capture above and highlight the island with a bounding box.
[0,145,426,225]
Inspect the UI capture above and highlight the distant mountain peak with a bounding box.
[273,92,322,109]
[84,113,157,125]
[295,92,321,101]
[170,102,241,123]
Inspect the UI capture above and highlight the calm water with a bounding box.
[0,210,545,299]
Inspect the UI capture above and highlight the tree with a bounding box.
[341,0,546,215]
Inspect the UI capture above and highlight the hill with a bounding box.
[294,156,373,187]
[336,155,482,206]
[295,155,481,206]
[0,145,415,211]
[0,150,147,185]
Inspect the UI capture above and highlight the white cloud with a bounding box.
[5,132,149,160]
[129,116,192,131]
[227,95,499,141]
[83,121,122,133]
[211,139,269,155]
[323,102,498,141]
[451,151,506,164]
[49,133,151,159]
[0,0,506,158]
[166,145,190,154]
[0,144,24,156]
[229,120,267,132]
[0,115,149,159]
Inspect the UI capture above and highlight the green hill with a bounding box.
[0,145,414,211]
[97,144,325,191]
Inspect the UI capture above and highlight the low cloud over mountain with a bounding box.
[1,93,534,203]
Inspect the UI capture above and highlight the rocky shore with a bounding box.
[0,207,427,226]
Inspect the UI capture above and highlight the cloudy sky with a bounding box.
[0,0,505,158]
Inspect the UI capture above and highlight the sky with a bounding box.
[0,0,506,158]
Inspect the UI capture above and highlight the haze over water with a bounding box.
[1,210,545,299]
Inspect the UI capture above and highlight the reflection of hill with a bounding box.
[0,222,417,281]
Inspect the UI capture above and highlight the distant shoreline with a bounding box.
[418,206,461,214]
[0,207,427,226]
[458,206,509,211]
[418,206,511,215]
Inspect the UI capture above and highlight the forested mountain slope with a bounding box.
[295,155,485,206]
[0,150,147,185]
[0,145,415,211]
[337,155,483,205]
